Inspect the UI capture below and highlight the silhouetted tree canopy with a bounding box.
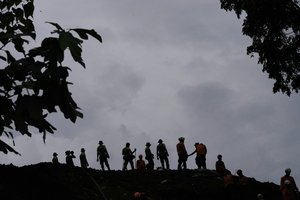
[220,0,300,95]
[0,0,102,154]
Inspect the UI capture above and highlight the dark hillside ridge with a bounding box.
[0,163,281,200]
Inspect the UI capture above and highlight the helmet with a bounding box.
[194,142,199,146]
[53,152,58,156]
[99,140,103,144]
[178,137,185,142]
[158,139,163,143]
[146,142,151,146]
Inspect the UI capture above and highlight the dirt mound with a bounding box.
[0,163,281,200]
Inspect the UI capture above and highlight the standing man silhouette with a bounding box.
[97,141,111,171]
[156,139,170,170]
[176,137,188,170]
[80,148,89,168]
[122,142,136,171]
[145,142,154,170]
[189,142,207,169]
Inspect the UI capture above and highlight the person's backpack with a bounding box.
[196,143,207,155]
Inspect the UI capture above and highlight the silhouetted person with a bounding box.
[97,141,110,171]
[156,139,170,170]
[52,152,59,165]
[145,142,154,170]
[122,142,136,171]
[237,169,248,185]
[80,148,89,169]
[280,168,299,200]
[189,142,207,169]
[136,154,146,171]
[176,137,188,170]
[65,150,76,167]
[215,154,231,176]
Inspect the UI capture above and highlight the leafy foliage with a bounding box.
[220,0,300,95]
[0,0,102,154]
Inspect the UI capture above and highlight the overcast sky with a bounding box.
[1,0,300,185]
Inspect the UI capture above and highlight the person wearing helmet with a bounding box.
[156,139,170,170]
[97,141,111,171]
[52,152,59,165]
[145,142,154,170]
[122,142,136,171]
[280,168,299,200]
[176,137,188,170]
[80,148,89,169]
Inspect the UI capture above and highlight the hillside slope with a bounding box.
[0,163,281,200]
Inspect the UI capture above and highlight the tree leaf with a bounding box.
[12,37,25,53]
[75,110,84,118]
[72,28,102,43]
[46,21,64,32]
[0,55,6,61]
[23,1,34,18]
[0,140,21,155]
[58,32,85,67]
[5,50,16,63]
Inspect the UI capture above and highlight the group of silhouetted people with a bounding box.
[52,148,89,168]
[50,137,229,172]
[51,137,299,200]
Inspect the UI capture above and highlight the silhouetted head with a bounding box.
[158,139,163,143]
[285,168,291,175]
[99,141,103,145]
[237,169,243,176]
[139,154,143,159]
[70,151,74,155]
[65,150,70,155]
[146,142,151,147]
[81,148,85,152]
[178,137,185,142]
[126,142,130,147]
[217,154,222,160]
[194,142,199,147]
[53,152,58,157]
